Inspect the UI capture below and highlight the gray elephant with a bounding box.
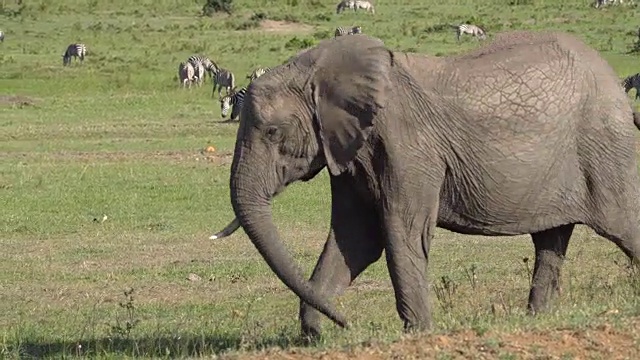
[219,32,640,339]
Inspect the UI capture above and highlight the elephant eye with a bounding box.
[265,126,282,142]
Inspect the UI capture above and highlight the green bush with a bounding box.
[202,0,233,16]
[284,37,316,50]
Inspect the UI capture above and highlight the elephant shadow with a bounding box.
[12,332,317,358]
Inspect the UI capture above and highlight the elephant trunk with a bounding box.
[230,160,348,329]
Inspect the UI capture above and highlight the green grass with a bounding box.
[2,0,640,358]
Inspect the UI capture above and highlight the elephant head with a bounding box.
[229,34,392,329]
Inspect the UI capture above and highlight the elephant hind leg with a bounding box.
[527,224,574,315]
[593,224,640,266]
[585,183,640,265]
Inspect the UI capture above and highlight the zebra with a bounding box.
[0,30,4,43]
[187,55,218,82]
[336,0,355,13]
[192,61,206,87]
[62,43,87,66]
[178,61,195,88]
[334,26,362,38]
[354,0,375,13]
[220,87,247,121]
[211,68,235,98]
[594,0,626,8]
[622,73,640,100]
[451,24,486,41]
[336,0,374,14]
[247,67,271,82]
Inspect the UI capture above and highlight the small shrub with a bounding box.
[628,41,640,54]
[250,12,267,22]
[235,20,260,31]
[313,13,331,22]
[282,14,300,23]
[203,0,233,16]
[424,23,449,34]
[284,37,315,50]
[312,29,332,40]
[628,29,640,54]
[0,2,27,18]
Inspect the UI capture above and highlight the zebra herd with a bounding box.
[49,0,633,125]
[336,0,375,14]
[177,55,236,98]
[175,53,272,121]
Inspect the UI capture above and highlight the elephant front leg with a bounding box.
[527,224,574,314]
[299,176,384,340]
[384,202,438,333]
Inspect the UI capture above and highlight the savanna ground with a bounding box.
[2,0,640,358]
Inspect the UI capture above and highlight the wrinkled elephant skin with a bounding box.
[220,32,640,338]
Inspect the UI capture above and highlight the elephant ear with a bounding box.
[310,35,392,176]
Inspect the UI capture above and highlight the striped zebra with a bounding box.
[622,73,640,100]
[354,0,375,13]
[178,61,195,88]
[336,0,355,14]
[336,0,374,14]
[192,62,206,87]
[594,0,625,8]
[0,30,4,43]
[451,24,486,41]
[220,87,246,121]
[334,26,362,38]
[62,43,87,66]
[187,55,219,82]
[211,68,235,98]
[247,67,271,82]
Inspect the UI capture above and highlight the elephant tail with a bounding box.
[209,218,241,240]
[634,111,640,131]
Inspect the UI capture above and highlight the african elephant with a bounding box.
[222,32,640,338]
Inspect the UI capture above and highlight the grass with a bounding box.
[2,0,640,358]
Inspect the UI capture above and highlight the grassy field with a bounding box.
[2,0,640,358]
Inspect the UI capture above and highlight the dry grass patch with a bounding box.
[227,317,640,360]
[259,20,314,34]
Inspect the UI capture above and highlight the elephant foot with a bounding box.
[299,304,323,343]
[403,318,432,334]
[526,283,560,316]
[299,326,322,346]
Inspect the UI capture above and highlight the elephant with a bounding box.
[220,32,640,339]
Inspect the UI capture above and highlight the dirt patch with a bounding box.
[1,149,233,165]
[259,20,313,34]
[224,318,640,359]
[0,95,38,108]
